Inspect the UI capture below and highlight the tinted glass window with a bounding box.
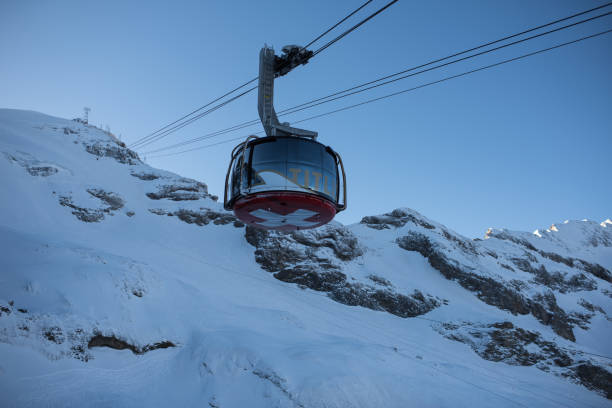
[245,137,339,203]
[286,138,323,167]
[322,149,337,172]
[251,139,287,164]
[250,139,287,191]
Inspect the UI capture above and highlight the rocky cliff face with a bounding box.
[245,224,442,319]
[0,109,610,406]
[244,207,612,398]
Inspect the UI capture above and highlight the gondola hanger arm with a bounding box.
[258,45,318,140]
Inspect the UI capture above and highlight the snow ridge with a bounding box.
[0,109,610,407]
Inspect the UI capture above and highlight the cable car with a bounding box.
[224,46,346,231]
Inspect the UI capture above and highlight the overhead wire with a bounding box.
[311,0,399,57]
[146,27,612,159]
[143,6,612,155]
[272,10,612,117]
[289,29,612,125]
[295,1,612,113]
[302,0,375,50]
[130,77,258,148]
[131,86,257,149]
[133,0,397,150]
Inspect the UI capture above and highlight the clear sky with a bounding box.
[1,0,611,237]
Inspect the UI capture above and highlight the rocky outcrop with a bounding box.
[436,321,612,399]
[84,141,141,165]
[87,188,125,211]
[396,232,576,341]
[245,224,362,273]
[246,224,440,318]
[361,208,436,230]
[130,171,161,180]
[149,208,243,228]
[88,334,175,355]
[58,195,105,222]
[488,229,612,283]
[146,180,213,202]
[58,189,125,222]
[251,367,305,408]
[0,300,174,362]
[3,151,62,177]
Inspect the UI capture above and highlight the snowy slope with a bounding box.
[0,109,610,407]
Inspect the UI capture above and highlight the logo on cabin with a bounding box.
[249,208,320,228]
[251,168,336,197]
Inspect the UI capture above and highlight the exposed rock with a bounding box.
[531,291,575,342]
[245,224,363,273]
[485,229,537,251]
[437,321,612,399]
[43,327,64,344]
[330,285,440,318]
[175,209,242,227]
[59,189,125,222]
[63,126,78,135]
[487,228,611,283]
[130,172,161,180]
[530,266,596,293]
[361,208,436,230]
[292,225,362,261]
[575,260,612,283]
[567,311,594,330]
[3,152,60,177]
[84,141,141,165]
[510,257,536,273]
[252,367,304,407]
[59,196,105,222]
[146,181,212,201]
[246,225,439,318]
[148,208,243,228]
[87,334,175,355]
[397,232,576,340]
[0,305,11,317]
[438,321,571,366]
[538,250,574,267]
[368,274,392,287]
[578,299,605,314]
[573,363,612,399]
[86,189,124,211]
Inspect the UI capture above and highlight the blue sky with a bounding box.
[1,0,611,237]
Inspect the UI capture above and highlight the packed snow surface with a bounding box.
[0,109,610,407]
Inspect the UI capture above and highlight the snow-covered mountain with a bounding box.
[0,108,610,407]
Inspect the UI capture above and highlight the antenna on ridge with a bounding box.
[83,107,91,125]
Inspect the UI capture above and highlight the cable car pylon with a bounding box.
[224,45,347,231]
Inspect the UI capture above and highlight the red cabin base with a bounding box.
[233,192,337,231]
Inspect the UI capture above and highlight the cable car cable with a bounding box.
[143,5,612,154]
[132,0,395,150]
[146,27,612,159]
[131,86,257,149]
[141,7,611,155]
[288,28,612,125]
[268,9,612,118]
[299,0,612,110]
[311,0,400,57]
[303,0,375,50]
[130,77,258,148]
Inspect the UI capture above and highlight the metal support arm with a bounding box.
[258,46,317,139]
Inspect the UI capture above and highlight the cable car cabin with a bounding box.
[224,45,346,230]
[224,136,346,231]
